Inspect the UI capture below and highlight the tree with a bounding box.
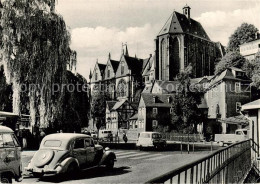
[171,66,202,133]
[0,65,12,112]
[1,0,73,128]
[250,56,260,89]
[59,71,89,132]
[214,52,246,74]
[227,23,258,52]
[90,91,109,132]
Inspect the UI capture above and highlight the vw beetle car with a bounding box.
[136,132,166,150]
[25,133,116,177]
[0,125,22,183]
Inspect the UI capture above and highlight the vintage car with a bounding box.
[25,133,116,177]
[0,125,23,183]
[136,132,166,150]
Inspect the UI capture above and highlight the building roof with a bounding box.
[158,11,210,40]
[141,93,175,107]
[242,99,260,110]
[220,115,249,125]
[124,55,143,75]
[106,101,117,111]
[110,60,120,72]
[97,63,106,74]
[129,113,138,120]
[154,80,179,93]
[111,99,127,111]
[207,67,250,89]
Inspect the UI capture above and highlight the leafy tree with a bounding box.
[59,71,89,132]
[1,0,73,128]
[171,66,202,133]
[90,91,110,132]
[215,52,246,74]
[250,56,260,89]
[227,23,258,52]
[0,65,12,112]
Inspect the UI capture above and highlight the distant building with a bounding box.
[204,67,251,133]
[240,33,260,61]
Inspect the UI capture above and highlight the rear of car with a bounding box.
[0,125,22,183]
[99,130,112,141]
[136,132,166,150]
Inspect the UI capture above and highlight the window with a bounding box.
[235,82,241,93]
[236,102,242,113]
[85,138,94,147]
[44,140,62,147]
[152,120,158,127]
[95,73,98,80]
[170,107,174,114]
[107,70,110,78]
[121,63,124,75]
[74,139,85,149]
[153,108,158,114]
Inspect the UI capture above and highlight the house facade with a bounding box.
[204,67,251,133]
[240,33,260,61]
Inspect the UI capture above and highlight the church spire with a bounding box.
[125,44,129,56]
[183,4,191,19]
[89,69,92,79]
[108,52,111,60]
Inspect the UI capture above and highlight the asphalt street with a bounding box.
[17,149,210,183]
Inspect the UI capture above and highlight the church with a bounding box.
[153,5,224,81]
[88,5,225,132]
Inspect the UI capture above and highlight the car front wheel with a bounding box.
[106,158,114,169]
[1,174,12,183]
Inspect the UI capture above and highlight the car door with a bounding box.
[73,138,87,168]
[1,133,20,175]
[84,138,95,166]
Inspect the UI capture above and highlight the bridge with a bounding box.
[146,139,260,183]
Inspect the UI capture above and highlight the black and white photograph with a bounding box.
[0,0,260,183]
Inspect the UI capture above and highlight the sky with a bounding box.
[55,0,260,80]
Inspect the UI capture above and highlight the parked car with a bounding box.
[215,129,249,146]
[98,130,113,141]
[136,132,166,150]
[0,125,23,183]
[25,133,116,178]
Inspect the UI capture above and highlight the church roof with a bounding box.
[97,63,106,74]
[110,60,120,72]
[124,55,143,75]
[158,11,210,40]
[106,101,117,111]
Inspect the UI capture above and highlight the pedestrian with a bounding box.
[123,132,128,143]
[109,132,113,143]
[39,129,46,145]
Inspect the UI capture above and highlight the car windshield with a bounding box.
[43,140,62,147]
[152,133,162,139]
[104,131,111,134]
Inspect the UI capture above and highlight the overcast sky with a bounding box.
[55,0,260,80]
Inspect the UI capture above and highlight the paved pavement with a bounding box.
[18,149,212,183]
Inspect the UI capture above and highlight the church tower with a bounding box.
[154,5,221,81]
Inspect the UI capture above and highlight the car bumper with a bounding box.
[24,166,58,175]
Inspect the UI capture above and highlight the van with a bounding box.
[99,130,113,141]
[0,125,22,183]
[136,132,166,150]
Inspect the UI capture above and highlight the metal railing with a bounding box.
[146,140,253,184]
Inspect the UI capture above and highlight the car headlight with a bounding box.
[105,147,110,151]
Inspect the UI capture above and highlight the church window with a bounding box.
[107,70,110,78]
[117,79,127,97]
[121,63,125,75]
[95,73,98,80]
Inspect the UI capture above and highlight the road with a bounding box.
[19,149,210,183]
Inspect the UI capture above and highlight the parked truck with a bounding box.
[215,129,249,146]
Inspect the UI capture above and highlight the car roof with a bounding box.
[40,133,92,150]
[44,133,91,141]
[0,125,14,133]
[140,131,160,134]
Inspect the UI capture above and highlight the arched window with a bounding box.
[169,37,180,80]
[117,79,127,97]
[161,39,167,80]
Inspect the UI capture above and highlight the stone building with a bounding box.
[153,5,224,81]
